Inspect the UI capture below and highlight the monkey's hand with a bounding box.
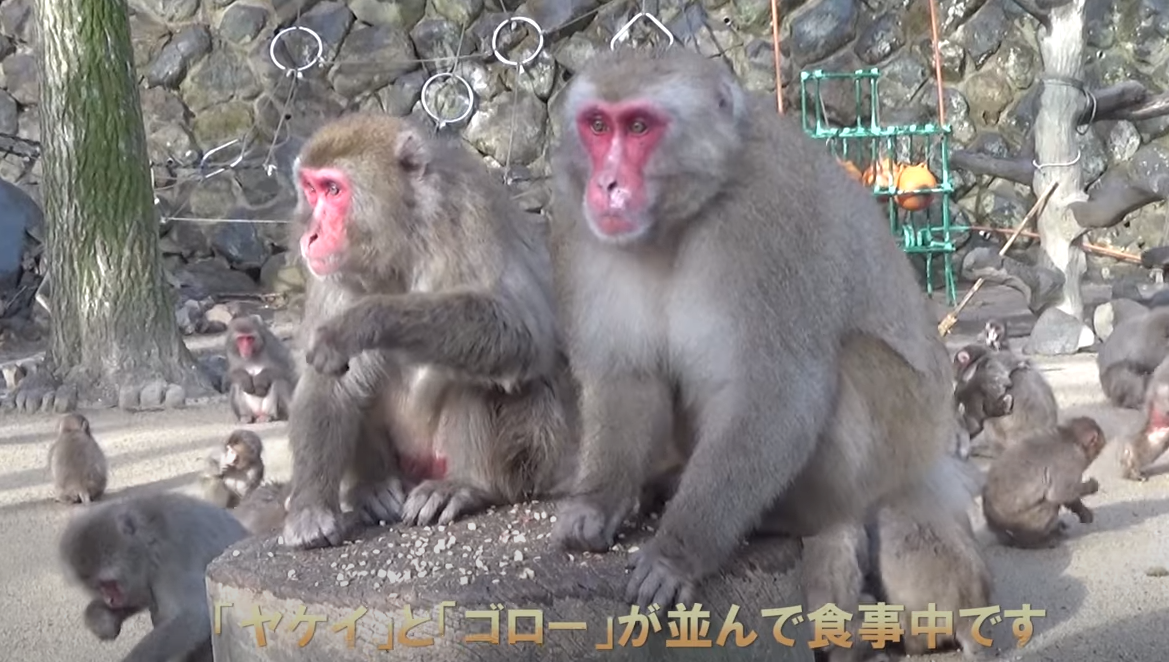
[306,322,359,376]
[281,504,351,549]
[403,480,492,527]
[251,370,273,397]
[1082,477,1100,495]
[553,496,636,553]
[349,477,408,526]
[83,599,124,641]
[228,368,256,395]
[625,538,698,609]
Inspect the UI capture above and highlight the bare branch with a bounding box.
[1105,91,1169,122]
[1078,81,1149,123]
[951,150,1035,185]
[1067,166,1159,229]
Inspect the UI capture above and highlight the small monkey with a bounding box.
[58,492,248,661]
[200,430,265,509]
[281,112,575,548]
[1120,356,1169,480]
[952,344,1014,439]
[48,413,108,504]
[548,48,960,609]
[1097,306,1169,409]
[225,314,297,424]
[953,344,1058,456]
[979,318,1010,351]
[982,417,1107,548]
[233,481,291,536]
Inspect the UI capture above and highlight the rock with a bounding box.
[0,34,13,60]
[433,0,485,25]
[254,79,346,143]
[329,24,419,97]
[53,385,78,413]
[164,384,186,409]
[0,0,35,44]
[789,0,858,65]
[377,69,427,117]
[176,298,205,336]
[464,90,547,167]
[1085,0,1116,48]
[161,222,212,258]
[920,87,975,142]
[854,13,904,65]
[204,303,236,327]
[348,0,426,29]
[208,509,810,661]
[1102,120,1142,165]
[964,70,1014,125]
[235,169,286,209]
[553,33,604,74]
[1023,308,1095,356]
[39,390,54,413]
[260,252,306,294]
[172,258,261,299]
[954,0,1007,67]
[210,222,269,272]
[295,1,357,68]
[273,0,323,24]
[118,385,140,411]
[0,90,18,136]
[2,53,38,105]
[199,354,230,393]
[961,246,1064,312]
[525,0,595,34]
[129,11,170,73]
[181,49,261,112]
[939,0,988,32]
[139,380,168,408]
[219,4,270,44]
[934,39,966,82]
[131,0,199,23]
[875,52,928,113]
[0,179,38,292]
[410,18,476,69]
[1093,298,1150,340]
[146,26,212,89]
[987,39,1036,90]
[190,101,254,153]
[186,176,239,221]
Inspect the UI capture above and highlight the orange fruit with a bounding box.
[895,162,938,211]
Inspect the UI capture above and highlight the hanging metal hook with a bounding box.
[491,16,544,75]
[421,72,476,131]
[610,11,676,50]
[199,138,246,180]
[269,26,324,79]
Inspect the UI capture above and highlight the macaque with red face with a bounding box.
[547,47,963,612]
[279,113,576,549]
[224,314,296,424]
[1121,356,1169,480]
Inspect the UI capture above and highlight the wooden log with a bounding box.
[207,505,811,661]
[1078,81,1148,123]
[950,150,1035,185]
[1067,165,1159,229]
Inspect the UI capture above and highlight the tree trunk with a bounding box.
[1031,0,1090,320]
[34,0,209,405]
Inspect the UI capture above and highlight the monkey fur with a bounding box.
[233,481,291,536]
[1097,306,1169,409]
[200,430,265,509]
[48,413,108,504]
[978,318,1010,351]
[953,344,1014,440]
[953,343,1058,457]
[58,492,248,662]
[281,113,576,549]
[1120,356,1169,481]
[225,314,297,424]
[982,417,1107,548]
[547,48,963,609]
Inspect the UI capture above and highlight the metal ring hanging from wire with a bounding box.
[491,16,544,70]
[269,26,324,78]
[610,11,676,50]
[421,72,475,130]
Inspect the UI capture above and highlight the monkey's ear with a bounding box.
[115,510,139,537]
[250,314,263,326]
[394,129,431,178]
[954,350,972,368]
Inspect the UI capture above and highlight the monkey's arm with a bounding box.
[308,291,550,381]
[1063,498,1094,524]
[120,575,210,662]
[227,368,256,394]
[1045,469,1097,503]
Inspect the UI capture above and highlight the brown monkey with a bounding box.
[200,430,265,509]
[867,464,992,659]
[979,318,1010,351]
[281,113,575,548]
[953,344,1058,456]
[1097,306,1169,409]
[1121,356,1169,480]
[48,413,108,504]
[233,481,291,535]
[547,48,959,609]
[953,344,1014,439]
[58,492,248,661]
[982,417,1107,548]
[225,314,297,424]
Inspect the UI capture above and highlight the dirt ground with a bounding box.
[1,284,1168,661]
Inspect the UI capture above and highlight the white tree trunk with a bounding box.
[1032,0,1090,319]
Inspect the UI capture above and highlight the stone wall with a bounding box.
[0,0,1166,297]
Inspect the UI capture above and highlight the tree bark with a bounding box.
[34,0,209,404]
[1031,0,1090,320]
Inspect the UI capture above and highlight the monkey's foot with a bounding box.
[255,413,272,424]
[281,505,351,549]
[402,480,491,527]
[625,540,698,609]
[1077,509,1095,525]
[237,414,256,424]
[552,496,635,553]
[305,324,356,375]
[350,478,408,526]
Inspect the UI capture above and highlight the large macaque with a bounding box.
[1120,356,1169,480]
[1097,307,1169,409]
[48,413,108,504]
[58,492,248,662]
[547,48,960,609]
[225,314,297,423]
[281,113,576,549]
[982,417,1107,548]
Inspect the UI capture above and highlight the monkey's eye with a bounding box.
[590,117,608,134]
[325,181,340,196]
[629,118,648,134]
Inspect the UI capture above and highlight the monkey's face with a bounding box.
[58,414,89,435]
[296,165,352,278]
[62,528,148,610]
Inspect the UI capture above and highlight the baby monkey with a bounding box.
[48,413,108,504]
[200,430,264,509]
[982,417,1107,548]
[979,318,1010,351]
[1121,357,1169,480]
[58,492,248,662]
